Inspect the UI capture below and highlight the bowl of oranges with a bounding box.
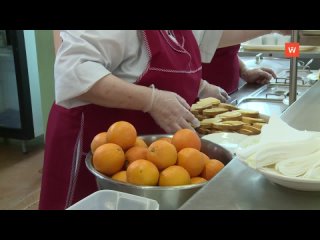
[86,121,233,210]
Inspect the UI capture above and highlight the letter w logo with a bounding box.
[285,43,300,57]
[288,47,296,53]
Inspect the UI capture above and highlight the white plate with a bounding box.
[202,132,260,155]
[239,159,320,191]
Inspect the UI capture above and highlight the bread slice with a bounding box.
[212,121,244,131]
[194,114,207,121]
[216,111,242,121]
[235,109,260,118]
[198,97,221,107]
[191,103,212,114]
[218,103,239,110]
[237,128,256,135]
[203,108,229,117]
[252,122,267,130]
[196,127,211,135]
[240,124,261,135]
[242,116,267,124]
[200,117,222,128]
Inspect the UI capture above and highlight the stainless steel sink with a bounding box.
[237,97,287,116]
[233,55,317,116]
[236,81,313,116]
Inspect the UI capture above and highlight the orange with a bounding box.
[158,137,172,143]
[122,160,132,170]
[134,137,148,148]
[125,146,148,164]
[177,148,205,177]
[201,159,225,180]
[147,140,177,170]
[202,153,211,165]
[190,177,207,184]
[106,121,137,150]
[90,132,108,153]
[171,129,201,152]
[93,143,125,176]
[158,165,191,186]
[111,171,127,183]
[126,159,159,186]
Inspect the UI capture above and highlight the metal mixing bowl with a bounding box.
[85,134,233,210]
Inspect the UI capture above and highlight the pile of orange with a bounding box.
[91,121,225,187]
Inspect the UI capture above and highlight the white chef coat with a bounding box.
[192,30,223,63]
[55,30,223,108]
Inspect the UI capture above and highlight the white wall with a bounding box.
[23,30,44,137]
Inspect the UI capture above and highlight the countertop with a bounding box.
[180,81,320,210]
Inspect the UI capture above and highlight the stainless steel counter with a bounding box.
[180,81,320,210]
[281,81,320,131]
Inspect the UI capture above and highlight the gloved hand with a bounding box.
[241,67,276,85]
[144,85,200,133]
[198,80,229,103]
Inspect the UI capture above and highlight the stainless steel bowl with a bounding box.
[85,134,233,210]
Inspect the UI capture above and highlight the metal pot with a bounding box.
[85,134,233,210]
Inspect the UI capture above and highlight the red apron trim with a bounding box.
[149,66,202,74]
[160,30,187,53]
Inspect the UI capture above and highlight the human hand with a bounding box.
[198,80,229,103]
[145,87,200,133]
[241,67,276,85]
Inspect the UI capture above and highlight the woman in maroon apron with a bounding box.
[39,30,203,210]
[202,45,241,95]
[202,44,276,95]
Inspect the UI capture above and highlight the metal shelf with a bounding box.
[239,47,320,60]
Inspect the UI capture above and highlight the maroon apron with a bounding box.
[202,44,240,94]
[39,30,202,210]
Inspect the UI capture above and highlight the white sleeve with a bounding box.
[54,30,140,108]
[192,30,223,63]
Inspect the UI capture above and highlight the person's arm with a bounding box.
[197,79,229,102]
[218,30,291,48]
[53,30,62,54]
[239,57,248,77]
[196,30,290,63]
[193,30,223,63]
[219,30,272,48]
[55,30,199,133]
[239,56,277,85]
[55,30,142,107]
[78,73,152,111]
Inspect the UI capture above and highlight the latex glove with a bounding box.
[144,86,200,133]
[198,80,229,103]
[241,67,277,85]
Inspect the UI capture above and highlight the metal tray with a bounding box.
[237,97,287,116]
[246,83,310,100]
